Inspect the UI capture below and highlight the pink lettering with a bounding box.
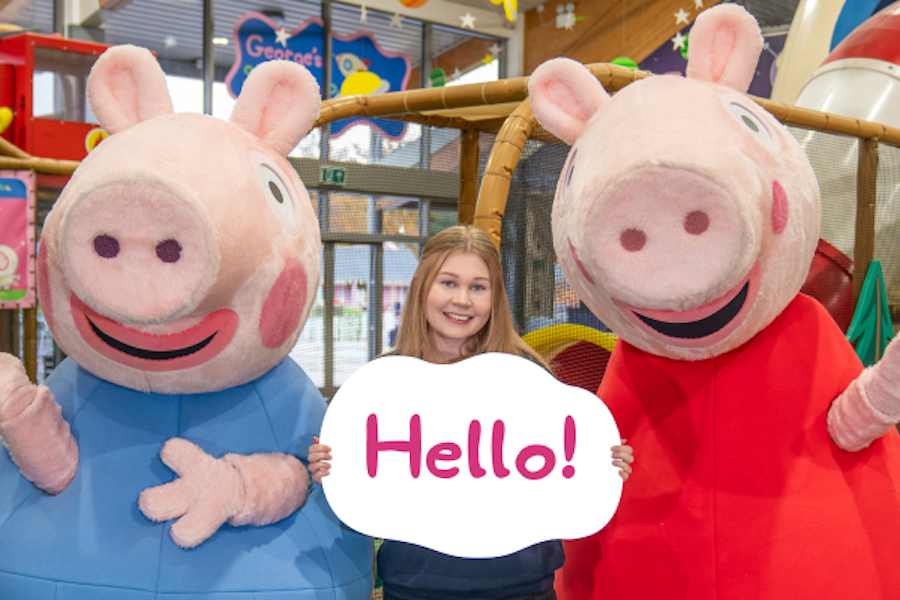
[366,413,422,478]
[427,442,461,478]
[515,445,556,480]
[263,46,274,59]
[364,415,576,481]
[246,34,264,58]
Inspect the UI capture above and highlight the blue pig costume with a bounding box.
[0,46,372,598]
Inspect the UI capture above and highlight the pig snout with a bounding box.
[59,183,218,324]
[584,168,753,304]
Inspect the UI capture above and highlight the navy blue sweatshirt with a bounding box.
[377,539,564,600]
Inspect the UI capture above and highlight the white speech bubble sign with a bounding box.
[318,352,622,558]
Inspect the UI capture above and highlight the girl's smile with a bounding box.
[426,252,492,362]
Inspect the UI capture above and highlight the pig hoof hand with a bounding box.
[0,353,34,422]
[139,438,243,549]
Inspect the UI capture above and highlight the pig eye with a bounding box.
[728,103,771,145]
[259,165,294,219]
[560,148,578,197]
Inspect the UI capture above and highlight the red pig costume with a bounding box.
[529,4,900,599]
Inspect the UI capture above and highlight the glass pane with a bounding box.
[380,197,421,236]
[383,242,419,350]
[428,207,458,235]
[33,47,99,123]
[332,243,371,387]
[290,284,324,388]
[328,192,376,234]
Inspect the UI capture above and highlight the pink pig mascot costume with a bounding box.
[529,4,900,599]
[0,47,373,598]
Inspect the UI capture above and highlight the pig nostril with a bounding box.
[94,235,120,259]
[156,239,182,263]
[620,228,646,252]
[684,211,710,235]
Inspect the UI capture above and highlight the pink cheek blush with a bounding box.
[259,258,308,350]
[771,180,788,235]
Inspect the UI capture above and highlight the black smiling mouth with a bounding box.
[87,316,217,360]
[634,282,749,339]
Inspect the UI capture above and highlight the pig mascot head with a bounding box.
[530,4,819,361]
[40,45,320,393]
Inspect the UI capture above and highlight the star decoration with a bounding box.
[360,5,368,23]
[671,31,687,50]
[674,8,690,25]
[164,35,177,49]
[481,54,494,66]
[488,43,501,58]
[450,67,462,81]
[694,0,704,9]
[274,27,291,47]
[390,13,403,28]
[460,12,476,29]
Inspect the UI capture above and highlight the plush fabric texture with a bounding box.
[556,296,900,600]
[828,336,900,451]
[0,354,77,495]
[0,358,373,598]
[684,3,763,92]
[230,60,321,157]
[529,58,609,146]
[86,45,174,135]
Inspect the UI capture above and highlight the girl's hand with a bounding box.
[307,436,333,483]
[611,441,634,482]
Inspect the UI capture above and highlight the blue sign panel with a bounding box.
[226,13,411,139]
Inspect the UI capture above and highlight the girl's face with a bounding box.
[425,252,493,362]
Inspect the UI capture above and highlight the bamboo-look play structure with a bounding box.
[4,63,900,382]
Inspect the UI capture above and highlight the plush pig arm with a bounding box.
[139,438,309,549]
[828,338,900,451]
[0,353,78,494]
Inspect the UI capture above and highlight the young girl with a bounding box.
[309,225,633,600]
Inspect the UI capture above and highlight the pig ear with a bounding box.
[529,58,609,145]
[87,45,174,135]
[230,61,321,157]
[685,3,763,93]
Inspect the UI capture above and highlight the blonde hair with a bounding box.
[392,225,550,368]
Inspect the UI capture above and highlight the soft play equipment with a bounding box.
[530,4,900,599]
[0,46,373,598]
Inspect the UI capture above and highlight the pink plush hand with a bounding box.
[828,338,900,451]
[0,352,78,494]
[139,437,309,549]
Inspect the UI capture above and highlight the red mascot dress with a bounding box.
[557,294,900,599]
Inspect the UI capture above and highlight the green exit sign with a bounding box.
[321,166,346,185]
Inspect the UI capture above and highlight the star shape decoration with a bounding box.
[694,0,704,9]
[481,54,494,66]
[164,35,177,49]
[274,27,291,47]
[360,5,368,23]
[488,43,501,58]
[460,12,476,29]
[390,13,403,28]
[671,31,687,50]
[674,8,690,25]
[450,67,462,81]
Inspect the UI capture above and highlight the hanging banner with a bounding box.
[0,170,35,309]
[226,12,411,140]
